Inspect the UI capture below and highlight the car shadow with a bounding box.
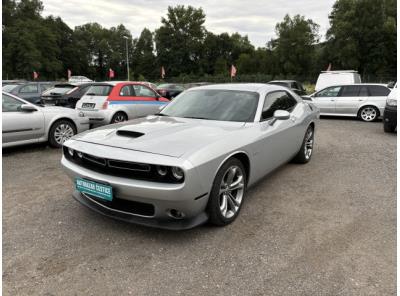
[2,142,54,156]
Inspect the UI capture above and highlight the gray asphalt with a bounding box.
[3,118,396,296]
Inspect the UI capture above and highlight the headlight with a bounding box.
[387,98,397,106]
[156,166,168,176]
[76,151,83,158]
[171,167,184,181]
[68,148,74,156]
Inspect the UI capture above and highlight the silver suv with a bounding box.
[305,84,390,122]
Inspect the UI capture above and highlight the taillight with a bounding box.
[102,101,109,109]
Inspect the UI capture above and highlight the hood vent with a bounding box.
[116,130,145,138]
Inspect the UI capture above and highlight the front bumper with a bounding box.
[61,156,210,230]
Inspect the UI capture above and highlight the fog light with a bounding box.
[68,148,74,156]
[77,151,83,158]
[168,209,185,219]
[156,166,168,176]
[171,167,184,180]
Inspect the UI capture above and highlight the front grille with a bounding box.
[64,147,183,183]
[84,193,155,217]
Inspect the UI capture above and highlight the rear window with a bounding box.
[269,82,290,88]
[368,85,390,96]
[43,85,75,96]
[86,85,113,96]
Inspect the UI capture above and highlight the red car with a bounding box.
[76,81,169,127]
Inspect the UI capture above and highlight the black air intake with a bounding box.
[116,130,144,138]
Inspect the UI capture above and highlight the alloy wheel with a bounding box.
[360,107,377,121]
[218,165,245,219]
[304,128,314,160]
[54,123,74,145]
[113,114,127,123]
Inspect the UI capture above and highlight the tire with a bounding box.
[110,112,128,124]
[292,125,314,164]
[48,120,77,148]
[383,121,395,133]
[358,106,379,122]
[207,158,247,226]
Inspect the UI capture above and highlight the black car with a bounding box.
[41,83,94,108]
[268,80,307,96]
[156,83,185,100]
[383,85,397,133]
[5,82,55,104]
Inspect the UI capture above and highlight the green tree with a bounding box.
[155,5,206,77]
[326,0,396,78]
[268,14,320,76]
[132,28,157,80]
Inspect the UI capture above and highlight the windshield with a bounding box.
[42,85,75,96]
[160,89,259,122]
[2,84,19,92]
[86,85,113,96]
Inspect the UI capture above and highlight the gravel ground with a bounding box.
[3,118,396,296]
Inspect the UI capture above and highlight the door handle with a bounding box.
[330,99,335,102]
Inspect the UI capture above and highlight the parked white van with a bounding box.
[315,70,361,92]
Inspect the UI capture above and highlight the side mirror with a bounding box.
[269,110,290,125]
[301,96,312,101]
[20,104,37,112]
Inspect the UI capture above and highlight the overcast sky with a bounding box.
[41,0,336,47]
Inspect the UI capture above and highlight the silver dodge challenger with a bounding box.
[61,84,319,230]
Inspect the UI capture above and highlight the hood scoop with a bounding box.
[116,130,144,138]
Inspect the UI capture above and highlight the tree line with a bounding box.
[2,0,397,83]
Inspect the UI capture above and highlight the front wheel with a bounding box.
[48,120,77,148]
[359,106,379,122]
[292,125,314,164]
[207,158,247,226]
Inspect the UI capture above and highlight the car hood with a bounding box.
[73,116,245,158]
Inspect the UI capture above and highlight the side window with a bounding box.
[261,91,297,120]
[340,85,360,97]
[2,94,23,112]
[368,85,391,96]
[315,86,341,97]
[133,85,156,97]
[119,85,133,96]
[20,84,38,93]
[358,86,369,96]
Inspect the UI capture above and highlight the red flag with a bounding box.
[109,68,115,79]
[161,66,166,79]
[326,63,332,71]
[230,65,237,78]
[33,71,38,80]
[67,69,72,79]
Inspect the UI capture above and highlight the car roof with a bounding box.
[269,80,297,83]
[187,83,288,93]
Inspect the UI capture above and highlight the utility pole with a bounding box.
[123,36,130,81]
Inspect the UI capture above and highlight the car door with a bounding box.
[2,93,45,144]
[335,85,364,116]
[253,91,302,178]
[312,86,342,114]
[132,84,163,117]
